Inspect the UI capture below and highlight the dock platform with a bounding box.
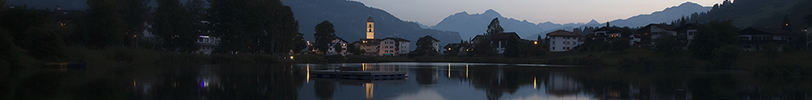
[311,70,407,80]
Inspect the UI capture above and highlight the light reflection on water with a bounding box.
[4,62,812,100]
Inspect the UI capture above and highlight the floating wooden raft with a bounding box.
[311,70,408,80]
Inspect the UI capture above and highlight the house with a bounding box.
[471,32,521,54]
[673,24,699,49]
[591,27,623,39]
[423,36,441,53]
[490,32,520,54]
[546,30,582,52]
[378,37,410,56]
[738,27,795,51]
[327,38,349,56]
[196,34,219,55]
[636,24,677,47]
[353,39,380,55]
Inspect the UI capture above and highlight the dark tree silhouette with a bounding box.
[314,21,336,54]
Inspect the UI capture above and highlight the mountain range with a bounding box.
[281,0,461,50]
[430,2,711,40]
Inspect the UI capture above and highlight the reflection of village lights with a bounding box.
[362,63,366,71]
[533,77,537,89]
[201,80,209,88]
[365,83,374,100]
[133,79,137,87]
[465,64,468,78]
[447,63,450,78]
[306,64,310,83]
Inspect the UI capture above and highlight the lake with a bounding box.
[2,62,810,100]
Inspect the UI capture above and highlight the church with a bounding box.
[351,16,411,56]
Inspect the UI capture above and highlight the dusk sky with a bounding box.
[350,0,724,26]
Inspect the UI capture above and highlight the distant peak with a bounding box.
[587,19,599,24]
[678,2,702,7]
[481,9,502,17]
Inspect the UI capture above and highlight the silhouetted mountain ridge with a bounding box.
[281,0,461,50]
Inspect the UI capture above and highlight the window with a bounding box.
[368,29,372,32]
[369,24,372,28]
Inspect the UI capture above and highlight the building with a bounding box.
[353,39,380,55]
[327,38,349,56]
[636,24,677,47]
[196,35,219,55]
[490,32,520,54]
[591,27,623,39]
[673,24,699,49]
[471,32,521,54]
[805,13,812,50]
[366,16,375,39]
[378,37,410,56]
[546,30,582,52]
[738,27,795,51]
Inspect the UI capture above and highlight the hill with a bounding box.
[430,9,543,40]
[281,0,461,50]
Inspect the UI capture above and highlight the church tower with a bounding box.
[366,16,375,39]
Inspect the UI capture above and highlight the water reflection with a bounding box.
[3,63,811,100]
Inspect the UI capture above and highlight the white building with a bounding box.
[327,38,349,56]
[636,24,677,47]
[378,37,410,56]
[424,36,441,53]
[546,30,582,52]
[738,27,794,51]
[196,35,219,55]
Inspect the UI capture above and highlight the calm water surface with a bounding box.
[3,62,810,100]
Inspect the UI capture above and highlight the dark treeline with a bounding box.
[0,0,304,67]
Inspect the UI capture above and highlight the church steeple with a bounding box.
[366,16,375,39]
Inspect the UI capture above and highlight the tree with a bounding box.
[83,0,128,48]
[414,36,438,56]
[471,38,495,56]
[209,0,298,54]
[689,20,738,60]
[314,21,336,54]
[119,0,151,46]
[611,37,630,53]
[154,0,197,52]
[486,18,503,35]
[346,43,362,55]
[654,35,683,55]
[503,36,522,58]
[712,45,740,69]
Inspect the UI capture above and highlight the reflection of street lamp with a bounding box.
[533,77,537,89]
[365,83,374,100]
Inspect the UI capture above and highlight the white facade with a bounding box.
[376,38,411,56]
[648,26,677,40]
[327,38,349,56]
[399,41,410,54]
[379,39,397,56]
[738,34,791,51]
[549,36,581,52]
[196,35,219,55]
[432,40,440,53]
